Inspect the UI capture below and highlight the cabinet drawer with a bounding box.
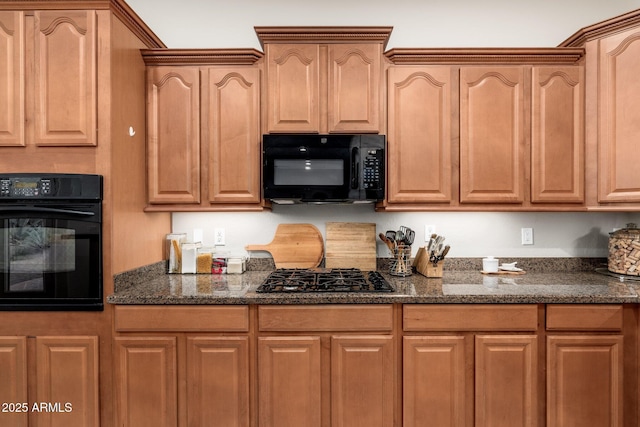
[259,305,393,332]
[546,305,623,331]
[114,305,249,332]
[403,304,539,332]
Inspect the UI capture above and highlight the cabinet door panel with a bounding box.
[114,336,178,427]
[258,336,321,427]
[205,67,261,203]
[147,66,200,204]
[403,336,466,427]
[35,336,99,427]
[0,12,25,147]
[33,11,96,146]
[331,335,394,427]
[547,335,623,427]
[387,66,452,203]
[187,336,250,427]
[0,337,27,427]
[460,67,526,203]
[266,44,319,133]
[475,335,538,427]
[329,44,380,133]
[598,28,640,202]
[531,66,584,203]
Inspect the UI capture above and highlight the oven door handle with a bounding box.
[0,206,95,217]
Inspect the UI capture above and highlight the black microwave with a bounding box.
[263,134,385,203]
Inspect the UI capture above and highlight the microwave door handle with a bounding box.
[0,206,95,217]
[351,147,360,189]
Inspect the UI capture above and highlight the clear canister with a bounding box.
[609,223,640,276]
[165,233,187,273]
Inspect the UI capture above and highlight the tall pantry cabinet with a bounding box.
[0,2,169,427]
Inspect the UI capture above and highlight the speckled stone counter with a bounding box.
[107,259,640,305]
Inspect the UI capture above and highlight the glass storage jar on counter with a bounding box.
[609,223,640,276]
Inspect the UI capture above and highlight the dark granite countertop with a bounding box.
[107,260,640,305]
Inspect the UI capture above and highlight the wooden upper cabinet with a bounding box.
[143,49,264,211]
[531,66,584,203]
[598,27,640,203]
[203,67,261,204]
[0,12,24,147]
[257,27,391,134]
[387,66,452,204]
[328,44,381,133]
[33,10,97,146]
[265,44,320,133]
[0,10,96,148]
[147,66,201,204]
[460,66,527,204]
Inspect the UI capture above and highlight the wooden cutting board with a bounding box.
[325,222,377,271]
[245,223,324,269]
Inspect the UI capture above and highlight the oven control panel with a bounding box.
[0,174,102,200]
[0,178,53,198]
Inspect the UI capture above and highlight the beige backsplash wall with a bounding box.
[172,209,640,259]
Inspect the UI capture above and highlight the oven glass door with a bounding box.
[0,205,102,310]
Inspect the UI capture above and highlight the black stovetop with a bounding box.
[257,268,394,293]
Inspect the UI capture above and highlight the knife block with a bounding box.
[413,247,444,278]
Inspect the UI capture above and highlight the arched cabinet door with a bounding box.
[460,66,526,204]
[328,44,381,133]
[387,66,452,204]
[531,66,584,204]
[203,67,261,204]
[34,10,97,147]
[598,27,640,203]
[265,44,320,133]
[146,66,201,205]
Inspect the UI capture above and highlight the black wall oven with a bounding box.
[0,174,103,311]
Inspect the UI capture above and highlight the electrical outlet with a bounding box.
[214,228,225,245]
[521,228,533,245]
[425,224,436,241]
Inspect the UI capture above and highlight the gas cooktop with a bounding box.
[257,268,394,293]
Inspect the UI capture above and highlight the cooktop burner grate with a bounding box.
[257,268,394,293]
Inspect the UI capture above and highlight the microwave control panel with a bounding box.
[362,149,383,190]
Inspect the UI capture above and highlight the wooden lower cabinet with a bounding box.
[0,335,99,427]
[114,336,178,427]
[547,335,623,427]
[545,304,627,427]
[403,334,537,427]
[258,337,321,427]
[403,305,540,427]
[258,334,394,427]
[114,335,250,427]
[257,305,395,427]
[186,336,250,427]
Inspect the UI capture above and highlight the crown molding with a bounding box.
[0,0,165,48]
[385,48,584,65]
[141,48,264,66]
[560,8,640,47]
[255,26,393,49]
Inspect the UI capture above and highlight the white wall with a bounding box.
[128,0,640,48]
[128,0,640,258]
[172,207,640,258]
